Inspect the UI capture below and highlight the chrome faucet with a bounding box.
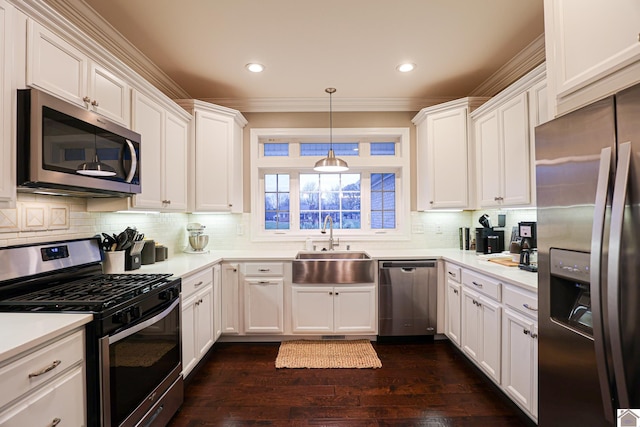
[321,215,339,250]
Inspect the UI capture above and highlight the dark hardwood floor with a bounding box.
[167,339,535,426]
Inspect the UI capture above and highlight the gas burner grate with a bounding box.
[0,273,173,311]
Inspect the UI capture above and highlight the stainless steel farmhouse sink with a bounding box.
[292,251,375,284]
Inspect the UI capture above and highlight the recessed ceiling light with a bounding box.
[396,63,416,73]
[246,63,265,73]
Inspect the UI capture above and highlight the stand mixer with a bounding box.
[186,223,209,252]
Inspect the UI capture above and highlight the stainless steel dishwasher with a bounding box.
[378,260,437,337]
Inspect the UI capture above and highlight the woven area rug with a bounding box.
[275,339,382,369]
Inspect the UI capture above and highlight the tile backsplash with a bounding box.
[1,194,536,254]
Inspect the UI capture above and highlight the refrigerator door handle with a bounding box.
[590,146,614,422]
[608,141,632,409]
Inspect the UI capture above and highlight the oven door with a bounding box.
[100,298,181,427]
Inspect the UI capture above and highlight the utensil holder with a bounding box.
[103,251,125,274]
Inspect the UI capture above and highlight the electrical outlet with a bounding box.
[411,223,424,234]
[236,224,244,235]
[435,224,443,234]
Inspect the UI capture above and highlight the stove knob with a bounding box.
[114,309,132,325]
[131,306,141,320]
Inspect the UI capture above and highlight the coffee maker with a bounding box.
[475,214,505,254]
[518,221,537,271]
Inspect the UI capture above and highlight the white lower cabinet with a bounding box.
[291,285,376,334]
[243,278,284,334]
[0,328,86,426]
[181,267,214,378]
[445,280,462,347]
[502,285,538,421]
[461,287,501,383]
[221,263,240,334]
[213,264,222,341]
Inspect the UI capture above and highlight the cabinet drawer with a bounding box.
[244,262,284,276]
[462,269,501,302]
[503,284,538,320]
[445,263,462,283]
[182,267,213,298]
[0,330,84,409]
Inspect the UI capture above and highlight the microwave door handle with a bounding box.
[590,146,614,423]
[608,141,632,409]
[124,139,137,183]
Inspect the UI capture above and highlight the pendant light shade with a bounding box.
[77,154,117,176]
[77,133,117,177]
[314,88,348,172]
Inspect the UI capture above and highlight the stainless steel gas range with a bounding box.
[0,238,183,427]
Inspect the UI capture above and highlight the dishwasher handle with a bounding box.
[380,260,437,269]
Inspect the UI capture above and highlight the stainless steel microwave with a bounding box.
[17,88,141,197]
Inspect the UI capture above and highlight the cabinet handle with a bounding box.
[472,281,483,288]
[194,281,204,288]
[162,200,171,205]
[28,360,61,378]
[531,332,538,339]
[91,99,99,107]
[50,418,61,427]
[429,201,434,204]
[258,268,270,272]
[523,303,538,312]
[447,271,456,277]
[523,329,530,335]
[494,196,500,201]
[82,96,91,103]
[453,289,458,294]
[258,281,270,284]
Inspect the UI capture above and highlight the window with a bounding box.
[251,128,410,240]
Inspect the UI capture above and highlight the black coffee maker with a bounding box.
[475,214,505,254]
[518,221,537,270]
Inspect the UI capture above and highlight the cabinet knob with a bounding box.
[453,289,458,294]
[531,332,538,339]
[91,99,99,107]
[523,329,530,335]
[335,292,339,296]
[83,96,91,103]
[329,291,333,295]
[429,201,434,204]
[50,419,61,427]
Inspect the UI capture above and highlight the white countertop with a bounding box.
[138,248,538,292]
[0,313,93,364]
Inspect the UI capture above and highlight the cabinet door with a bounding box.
[334,286,376,333]
[244,278,284,334]
[427,108,469,208]
[0,0,13,205]
[478,296,501,383]
[547,0,640,102]
[194,110,231,211]
[88,61,130,125]
[27,20,87,107]
[196,285,214,357]
[461,288,480,361]
[213,264,222,340]
[445,280,462,347]
[475,110,501,207]
[291,286,333,333]
[500,93,530,206]
[221,264,240,334]
[0,366,85,426]
[163,112,188,211]
[181,293,197,377]
[502,308,536,414]
[131,90,163,209]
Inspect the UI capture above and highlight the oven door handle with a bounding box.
[109,298,179,345]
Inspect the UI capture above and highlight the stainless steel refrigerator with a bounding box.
[536,82,640,426]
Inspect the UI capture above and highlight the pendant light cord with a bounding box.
[326,87,336,151]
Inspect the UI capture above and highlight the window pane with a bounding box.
[300,193,318,210]
[341,174,360,191]
[278,193,290,210]
[264,174,290,230]
[300,212,319,229]
[265,193,277,210]
[342,212,360,229]
[264,143,289,156]
[370,142,395,156]
[300,143,359,156]
[278,175,290,192]
[265,174,277,192]
[341,193,361,210]
[320,174,340,191]
[321,193,340,210]
[371,172,395,229]
[300,174,319,191]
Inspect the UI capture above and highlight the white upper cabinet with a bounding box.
[472,64,546,209]
[413,97,488,210]
[544,0,640,115]
[0,0,14,207]
[176,100,247,213]
[27,20,130,125]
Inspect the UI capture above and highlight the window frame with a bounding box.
[250,127,410,241]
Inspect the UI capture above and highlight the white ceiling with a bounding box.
[63,0,544,110]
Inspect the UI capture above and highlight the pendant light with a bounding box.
[314,88,348,172]
[77,132,116,177]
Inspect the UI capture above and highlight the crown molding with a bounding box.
[199,97,454,113]
[40,0,544,112]
[470,33,546,97]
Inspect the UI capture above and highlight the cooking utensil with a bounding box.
[101,233,116,252]
[479,214,492,228]
[115,232,128,250]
